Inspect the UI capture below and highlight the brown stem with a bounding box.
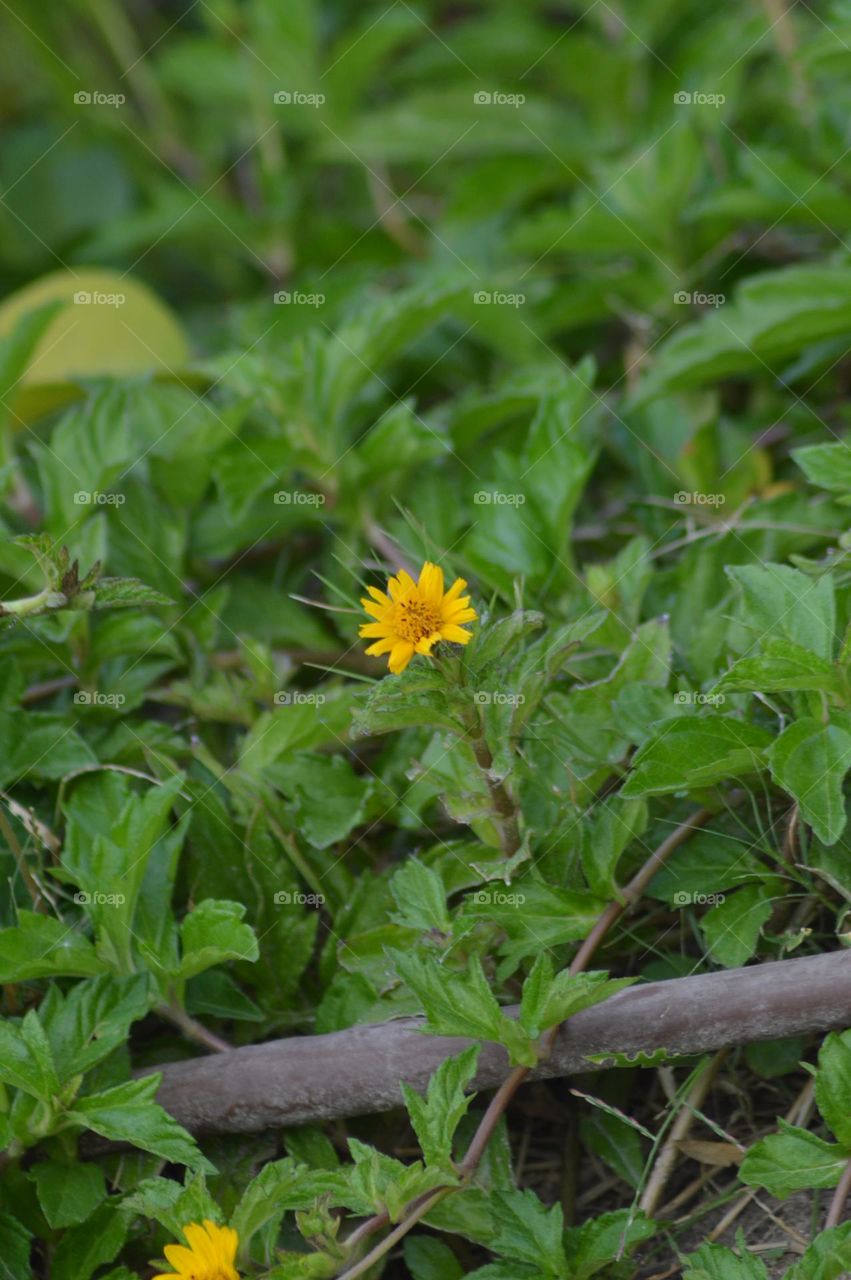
[328,800,725,1273]
[638,1049,729,1216]
[156,1003,232,1055]
[0,804,45,911]
[825,1157,851,1231]
[568,799,726,973]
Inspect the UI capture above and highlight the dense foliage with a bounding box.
[2,0,851,1276]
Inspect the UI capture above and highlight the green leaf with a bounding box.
[286,753,372,849]
[65,1075,211,1171]
[580,797,647,899]
[351,665,467,738]
[0,712,97,786]
[401,1046,479,1171]
[647,831,767,905]
[565,1209,657,1279]
[122,1172,220,1239]
[232,1159,351,1252]
[43,974,151,1077]
[714,638,841,695]
[393,951,535,1066]
[0,1013,57,1100]
[622,716,772,797]
[390,859,451,934]
[518,957,634,1040]
[794,441,851,494]
[578,1109,647,1190]
[50,1199,127,1280]
[726,564,837,662]
[700,885,774,968]
[489,1189,568,1276]
[92,577,173,610]
[347,1138,449,1222]
[0,912,108,982]
[403,1237,464,1280]
[682,1237,770,1280]
[179,899,259,980]
[739,1120,849,1196]
[631,265,851,406]
[816,1030,851,1146]
[0,1213,32,1280]
[784,1222,851,1280]
[30,1160,107,1228]
[768,716,851,845]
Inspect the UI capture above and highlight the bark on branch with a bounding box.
[148,950,851,1135]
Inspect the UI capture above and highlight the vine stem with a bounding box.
[825,1157,851,1231]
[333,797,731,1276]
[156,1003,232,1055]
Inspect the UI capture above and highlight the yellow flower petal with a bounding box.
[440,624,473,644]
[359,563,477,674]
[417,561,444,604]
[389,640,415,673]
[365,637,395,656]
[444,577,468,603]
[163,1244,198,1274]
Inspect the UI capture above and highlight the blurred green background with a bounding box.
[3,0,851,361]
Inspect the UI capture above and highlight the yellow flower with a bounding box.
[156,1220,239,1280]
[360,561,477,674]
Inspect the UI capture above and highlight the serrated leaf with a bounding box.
[768,716,851,845]
[179,899,259,979]
[816,1029,851,1147]
[401,1046,479,1171]
[714,638,841,695]
[92,577,173,609]
[65,1075,211,1171]
[739,1120,849,1197]
[0,912,108,983]
[489,1189,568,1276]
[393,951,535,1066]
[622,716,771,797]
[30,1161,106,1228]
[518,957,634,1040]
[390,859,451,934]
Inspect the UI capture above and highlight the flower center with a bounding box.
[395,598,440,643]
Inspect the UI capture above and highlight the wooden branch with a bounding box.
[148,950,851,1135]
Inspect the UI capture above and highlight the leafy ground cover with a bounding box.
[2,0,851,1276]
